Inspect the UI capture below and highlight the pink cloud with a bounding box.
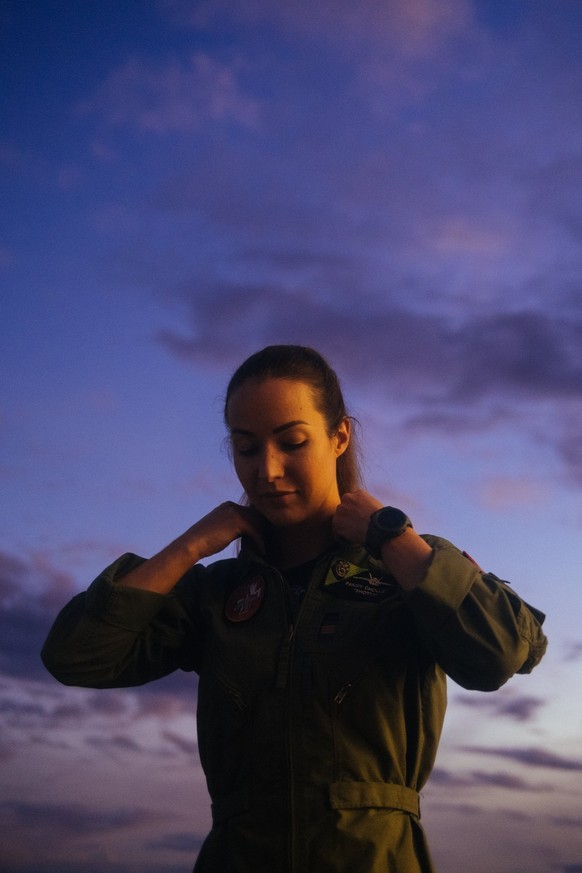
[163,0,474,58]
[430,216,510,257]
[78,53,260,134]
[478,475,547,509]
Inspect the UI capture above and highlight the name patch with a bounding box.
[324,560,396,602]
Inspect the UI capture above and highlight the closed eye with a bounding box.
[283,440,308,451]
[235,445,259,457]
[235,440,307,457]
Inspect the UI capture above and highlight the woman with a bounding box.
[42,344,547,873]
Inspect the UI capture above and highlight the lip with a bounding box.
[261,491,296,500]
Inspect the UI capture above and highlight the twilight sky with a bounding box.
[1,1,582,871]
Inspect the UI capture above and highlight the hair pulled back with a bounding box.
[224,344,362,495]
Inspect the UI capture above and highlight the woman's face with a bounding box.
[227,377,350,528]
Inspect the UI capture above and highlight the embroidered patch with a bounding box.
[225,576,266,622]
[324,559,368,586]
[324,567,397,602]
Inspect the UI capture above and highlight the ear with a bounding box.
[334,417,351,458]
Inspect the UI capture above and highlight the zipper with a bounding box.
[333,668,371,706]
[275,553,335,872]
[210,672,248,712]
[274,550,329,691]
[276,624,295,690]
[333,682,353,705]
[226,686,247,711]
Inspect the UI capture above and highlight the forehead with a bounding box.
[227,377,322,431]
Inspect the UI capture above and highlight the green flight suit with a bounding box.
[41,536,547,873]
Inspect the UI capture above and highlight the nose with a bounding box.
[257,447,284,482]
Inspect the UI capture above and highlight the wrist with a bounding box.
[365,506,412,560]
[380,530,434,590]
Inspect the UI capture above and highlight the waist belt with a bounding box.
[329,781,421,817]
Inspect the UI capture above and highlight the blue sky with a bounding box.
[1,1,582,871]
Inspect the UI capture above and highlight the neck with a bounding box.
[265,516,337,570]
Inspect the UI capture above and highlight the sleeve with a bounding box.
[401,536,548,691]
[41,553,207,689]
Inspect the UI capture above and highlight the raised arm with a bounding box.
[41,502,264,688]
[333,490,547,690]
[118,502,264,593]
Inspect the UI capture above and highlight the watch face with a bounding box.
[365,506,412,559]
[376,507,408,532]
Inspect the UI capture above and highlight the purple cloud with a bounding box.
[429,767,551,792]
[455,691,545,722]
[1,799,160,835]
[162,729,198,757]
[429,767,472,788]
[551,817,582,829]
[470,770,552,791]
[158,285,582,413]
[462,746,582,771]
[146,831,204,852]
[72,0,579,511]
[87,734,144,754]
[0,551,77,681]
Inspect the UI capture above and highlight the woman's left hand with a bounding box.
[332,489,383,546]
[334,489,434,589]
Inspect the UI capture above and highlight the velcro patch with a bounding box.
[225,576,266,622]
[324,562,397,602]
[318,612,340,637]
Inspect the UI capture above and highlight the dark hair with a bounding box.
[224,344,362,495]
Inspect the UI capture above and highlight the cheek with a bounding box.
[301,449,336,487]
[233,458,252,487]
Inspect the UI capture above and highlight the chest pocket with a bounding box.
[302,590,419,711]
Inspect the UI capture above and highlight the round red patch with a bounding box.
[225,576,266,622]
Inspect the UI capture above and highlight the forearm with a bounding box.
[120,501,264,594]
[334,490,547,687]
[120,528,205,593]
[379,528,434,590]
[42,502,263,686]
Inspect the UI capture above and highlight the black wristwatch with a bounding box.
[365,506,412,559]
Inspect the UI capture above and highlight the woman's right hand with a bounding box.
[120,501,265,594]
[186,501,266,560]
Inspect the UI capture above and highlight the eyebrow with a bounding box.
[230,420,309,437]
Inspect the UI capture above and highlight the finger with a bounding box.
[238,508,267,555]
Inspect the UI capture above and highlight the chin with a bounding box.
[262,509,301,527]
[260,505,307,529]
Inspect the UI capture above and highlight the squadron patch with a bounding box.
[324,560,396,602]
[325,560,367,586]
[225,576,266,622]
